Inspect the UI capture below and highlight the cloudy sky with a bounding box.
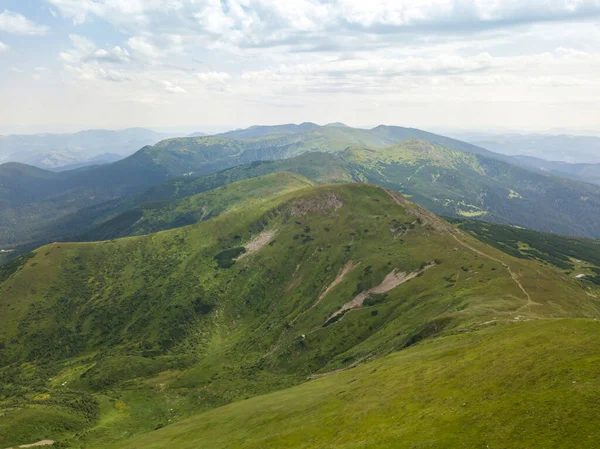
[1,0,600,134]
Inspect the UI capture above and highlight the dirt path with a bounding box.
[383,186,535,311]
[325,263,436,324]
[450,234,536,310]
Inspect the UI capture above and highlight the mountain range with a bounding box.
[2,123,600,262]
[453,132,600,163]
[0,128,178,170]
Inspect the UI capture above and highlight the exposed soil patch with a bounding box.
[318,261,357,304]
[291,191,343,217]
[238,229,278,260]
[325,263,436,325]
[6,441,55,449]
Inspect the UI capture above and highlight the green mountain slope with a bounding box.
[107,319,600,449]
[1,182,599,447]
[448,216,600,282]
[67,140,600,245]
[80,172,314,241]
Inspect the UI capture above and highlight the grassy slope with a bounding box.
[340,140,600,237]
[80,171,314,240]
[106,319,600,449]
[1,183,599,447]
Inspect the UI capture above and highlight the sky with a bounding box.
[1,0,600,134]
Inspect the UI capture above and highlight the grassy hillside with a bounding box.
[449,217,600,283]
[1,182,599,447]
[106,319,600,449]
[80,172,314,241]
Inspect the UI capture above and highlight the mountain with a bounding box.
[60,139,600,246]
[0,134,313,248]
[455,132,600,164]
[217,122,319,139]
[5,124,600,256]
[0,128,176,169]
[79,172,315,241]
[1,180,599,448]
[186,132,207,137]
[507,155,600,186]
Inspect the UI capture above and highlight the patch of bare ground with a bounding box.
[291,191,343,217]
[288,261,358,328]
[325,263,436,325]
[237,229,277,260]
[318,261,357,304]
[5,441,55,449]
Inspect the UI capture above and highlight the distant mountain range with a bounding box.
[452,132,600,164]
[0,127,180,170]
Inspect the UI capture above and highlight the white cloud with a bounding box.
[93,46,130,64]
[0,41,9,52]
[46,0,600,52]
[59,34,133,82]
[127,36,165,60]
[161,80,186,93]
[0,10,49,35]
[197,72,230,83]
[3,0,595,131]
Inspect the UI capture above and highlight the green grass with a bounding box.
[80,171,314,240]
[105,319,600,449]
[1,181,600,447]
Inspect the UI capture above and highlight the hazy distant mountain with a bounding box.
[325,122,350,127]
[452,132,600,164]
[218,122,319,139]
[187,131,208,137]
[0,127,177,169]
[508,155,600,185]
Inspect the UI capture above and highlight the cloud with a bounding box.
[237,48,600,94]
[0,10,49,35]
[59,34,133,82]
[0,41,8,52]
[161,80,186,93]
[127,36,165,60]
[93,46,131,64]
[46,0,600,53]
[197,72,230,83]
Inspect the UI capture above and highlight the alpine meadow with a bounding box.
[2,1,600,449]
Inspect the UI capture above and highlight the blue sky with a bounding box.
[1,1,600,134]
